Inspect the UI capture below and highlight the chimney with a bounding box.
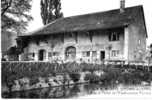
[120,0,125,13]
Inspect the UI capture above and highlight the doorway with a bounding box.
[39,49,46,61]
[65,46,76,61]
[100,51,105,61]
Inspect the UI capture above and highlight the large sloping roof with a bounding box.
[20,5,147,37]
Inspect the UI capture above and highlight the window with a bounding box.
[82,51,90,57]
[65,46,76,60]
[31,53,35,57]
[53,52,59,56]
[138,39,141,45]
[109,32,119,41]
[66,33,73,38]
[48,52,53,57]
[28,53,35,60]
[48,52,59,57]
[38,49,46,61]
[111,50,119,57]
[86,51,90,56]
[134,55,136,59]
[92,51,97,57]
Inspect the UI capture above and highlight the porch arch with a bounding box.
[65,46,76,61]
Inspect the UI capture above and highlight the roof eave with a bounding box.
[140,5,148,38]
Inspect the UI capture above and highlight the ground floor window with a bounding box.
[27,53,35,60]
[48,52,59,57]
[53,52,59,56]
[48,52,53,57]
[82,51,97,58]
[111,50,119,57]
[92,51,97,57]
[82,51,90,57]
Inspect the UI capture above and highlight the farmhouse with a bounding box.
[17,2,147,63]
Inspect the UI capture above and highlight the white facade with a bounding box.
[21,28,127,63]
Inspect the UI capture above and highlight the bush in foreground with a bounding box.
[69,73,81,83]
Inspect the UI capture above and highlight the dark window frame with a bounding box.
[86,51,90,57]
[111,50,119,57]
[92,51,97,57]
[82,51,90,57]
[109,32,120,41]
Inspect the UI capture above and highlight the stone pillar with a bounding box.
[60,52,64,61]
[45,51,49,61]
[61,48,66,62]
[97,51,100,60]
[35,52,39,61]
[19,54,22,61]
[76,49,81,62]
[90,51,93,63]
[124,27,129,61]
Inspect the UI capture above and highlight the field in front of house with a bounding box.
[1,61,152,98]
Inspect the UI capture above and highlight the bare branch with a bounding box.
[1,0,12,16]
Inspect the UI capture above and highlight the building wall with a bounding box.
[127,10,147,62]
[22,29,125,62]
[21,25,146,63]
[20,7,147,63]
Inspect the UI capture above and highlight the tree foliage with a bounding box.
[1,0,33,34]
[150,44,152,57]
[40,0,63,25]
[6,46,21,55]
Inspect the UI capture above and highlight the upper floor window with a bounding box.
[48,52,59,57]
[138,39,141,45]
[109,32,119,41]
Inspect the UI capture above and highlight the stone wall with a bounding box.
[21,29,125,62]
[127,9,147,61]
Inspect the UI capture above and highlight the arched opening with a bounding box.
[38,49,46,61]
[65,46,76,61]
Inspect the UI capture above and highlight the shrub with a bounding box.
[103,67,121,81]
[65,62,82,73]
[69,73,81,83]
[118,72,133,84]
[2,61,152,90]
[142,71,152,82]
[84,73,91,81]
[29,77,39,86]
[118,70,143,85]
[84,73,101,83]
[81,63,103,73]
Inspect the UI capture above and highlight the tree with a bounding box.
[1,0,33,34]
[150,44,152,57]
[6,46,21,55]
[40,0,63,25]
[144,44,152,66]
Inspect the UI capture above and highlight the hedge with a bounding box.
[2,61,152,91]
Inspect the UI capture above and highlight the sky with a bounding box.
[27,0,152,46]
